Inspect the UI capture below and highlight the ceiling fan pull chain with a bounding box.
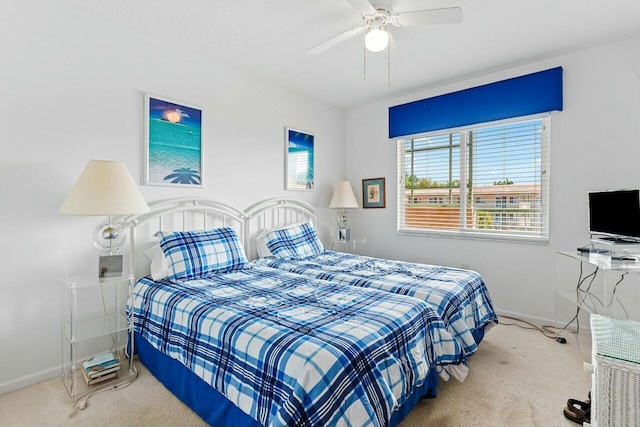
[363,42,367,80]
[387,41,391,86]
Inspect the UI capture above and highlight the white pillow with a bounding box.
[144,244,170,280]
[255,221,305,258]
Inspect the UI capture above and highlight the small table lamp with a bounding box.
[59,160,150,278]
[329,181,359,241]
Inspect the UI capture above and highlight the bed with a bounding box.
[120,197,465,427]
[245,198,498,375]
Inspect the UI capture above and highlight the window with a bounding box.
[397,116,550,241]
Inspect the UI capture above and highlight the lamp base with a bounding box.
[338,228,351,242]
[94,220,127,255]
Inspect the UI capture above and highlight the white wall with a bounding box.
[346,37,640,325]
[0,3,346,392]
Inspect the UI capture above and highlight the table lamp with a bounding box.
[329,181,359,241]
[59,160,150,278]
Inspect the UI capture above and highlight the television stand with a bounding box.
[591,235,640,245]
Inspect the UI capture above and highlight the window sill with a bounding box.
[397,228,549,245]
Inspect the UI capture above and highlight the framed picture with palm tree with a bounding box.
[144,94,203,187]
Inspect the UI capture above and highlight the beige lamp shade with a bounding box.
[59,160,150,216]
[329,181,359,209]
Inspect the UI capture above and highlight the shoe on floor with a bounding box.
[563,398,591,425]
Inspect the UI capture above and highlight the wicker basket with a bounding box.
[590,315,640,427]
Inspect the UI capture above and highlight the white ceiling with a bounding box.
[65,0,640,109]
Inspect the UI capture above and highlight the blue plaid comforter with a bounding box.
[131,265,463,427]
[254,251,498,360]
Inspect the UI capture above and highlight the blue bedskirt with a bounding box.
[135,332,441,426]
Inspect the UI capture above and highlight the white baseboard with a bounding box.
[0,366,59,395]
[494,308,592,331]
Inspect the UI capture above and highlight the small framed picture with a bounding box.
[362,177,386,208]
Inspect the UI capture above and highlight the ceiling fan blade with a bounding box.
[307,26,367,55]
[345,0,376,14]
[393,7,463,26]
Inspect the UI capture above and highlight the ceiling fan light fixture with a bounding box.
[364,26,389,52]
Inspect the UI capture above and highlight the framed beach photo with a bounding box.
[362,177,386,208]
[144,94,203,187]
[285,127,314,191]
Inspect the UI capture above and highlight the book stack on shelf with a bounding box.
[81,353,120,386]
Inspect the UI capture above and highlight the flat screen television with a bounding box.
[588,189,640,243]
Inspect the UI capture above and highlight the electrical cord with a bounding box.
[559,258,631,338]
[100,281,118,354]
[69,363,139,418]
[603,272,629,318]
[499,315,559,340]
[574,263,630,321]
[562,262,599,334]
[577,241,631,318]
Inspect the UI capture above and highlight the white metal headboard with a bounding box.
[116,197,248,279]
[110,197,318,278]
[245,198,317,261]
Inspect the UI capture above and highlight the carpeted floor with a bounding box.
[0,320,592,427]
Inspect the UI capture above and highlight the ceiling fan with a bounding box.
[308,0,463,55]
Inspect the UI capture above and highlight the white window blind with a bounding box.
[397,116,550,241]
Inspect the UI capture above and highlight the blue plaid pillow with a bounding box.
[157,227,249,280]
[265,221,324,260]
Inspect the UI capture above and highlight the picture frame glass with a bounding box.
[362,178,386,208]
[285,128,314,191]
[144,94,203,187]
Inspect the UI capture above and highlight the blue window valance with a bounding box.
[388,67,563,138]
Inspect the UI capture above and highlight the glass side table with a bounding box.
[331,239,367,255]
[61,274,137,401]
